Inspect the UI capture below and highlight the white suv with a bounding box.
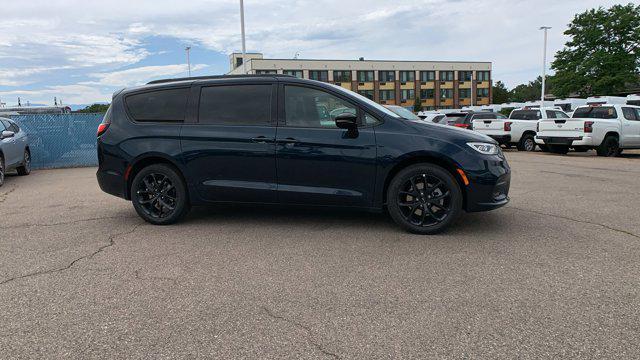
[473,107,568,151]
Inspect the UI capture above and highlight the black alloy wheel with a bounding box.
[597,136,620,157]
[388,164,462,234]
[131,164,190,225]
[17,150,31,176]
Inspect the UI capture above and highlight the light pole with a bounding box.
[239,0,247,74]
[185,46,192,77]
[539,26,551,105]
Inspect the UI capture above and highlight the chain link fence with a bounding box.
[8,113,104,170]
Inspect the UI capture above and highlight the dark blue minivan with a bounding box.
[97,75,510,234]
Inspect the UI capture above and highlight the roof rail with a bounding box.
[146,74,295,85]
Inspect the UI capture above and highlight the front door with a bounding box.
[621,107,640,147]
[180,82,278,203]
[0,119,19,166]
[275,84,377,207]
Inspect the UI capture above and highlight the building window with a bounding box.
[309,70,329,82]
[357,71,374,82]
[399,71,415,82]
[256,70,277,75]
[477,71,490,81]
[357,90,374,100]
[438,106,453,110]
[476,88,489,98]
[458,71,472,82]
[333,71,352,82]
[236,58,243,68]
[283,70,303,78]
[439,71,454,81]
[440,89,453,99]
[420,71,435,82]
[459,88,471,98]
[401,89,415,101]
[379,90,395,101]
[420,89,435,99]
[379,71,395,82]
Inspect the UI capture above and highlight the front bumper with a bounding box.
[463,156,511,212]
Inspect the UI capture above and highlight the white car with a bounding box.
[473,107,567,151]
[536,104,640,156]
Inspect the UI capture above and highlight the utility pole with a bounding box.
[540,26,551,106]
[239,0,247,74]
[185,46,192,77]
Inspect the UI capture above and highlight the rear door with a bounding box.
[180,80,278,203]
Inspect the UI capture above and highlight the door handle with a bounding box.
[279,137,299,145]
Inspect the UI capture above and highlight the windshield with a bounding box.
[572,106,617,119]
[510,110,541,120]
[385,106,421,120]
[328,84,400,118]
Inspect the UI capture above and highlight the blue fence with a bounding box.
[9,113,104,170]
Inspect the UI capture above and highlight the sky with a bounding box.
[0,0,628,107]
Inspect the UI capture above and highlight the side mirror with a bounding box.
[335,113,358,130]
[1,130,14,140]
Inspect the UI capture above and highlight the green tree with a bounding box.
[551,3,640,97]
[75,103,110,113]
[413,93,422,112]
[492,81,511,104]
[510,77,543,102]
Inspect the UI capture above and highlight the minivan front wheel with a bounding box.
[131,164,190,225]
[387,164,463,234]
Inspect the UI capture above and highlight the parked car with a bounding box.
[443,111,505,130]
[96,75,510,234]
[473,107,568,151]
[383,105,422,121]
[0,117,31,187]
[536,104,640,156]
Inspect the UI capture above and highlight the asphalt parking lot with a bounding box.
[1,150,639,359]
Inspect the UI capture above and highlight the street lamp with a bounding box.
[539,26,551,105]
[185,46,192,77]
[239,0,247,74]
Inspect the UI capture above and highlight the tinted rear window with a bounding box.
[445,113,470,124]
[126,88,189,122]
[473,113,495,120]
[572,106,617,119]
[199,85,272,125]
[510,110,541,120]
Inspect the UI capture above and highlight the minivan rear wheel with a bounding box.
[131,164,190,225]
[387,164,462,235]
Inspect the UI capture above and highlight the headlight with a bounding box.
[467,142,499,155]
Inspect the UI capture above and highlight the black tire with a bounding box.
[547,145,569,155]
[539,144,549,152]
[387,164,463,235]
[16,150,31,176]
[131,163,190,225]
[0,156,4,188]
[517,134,536,152]
[596,136,620,157]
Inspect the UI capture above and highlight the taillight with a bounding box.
[97,123,110,137]
[504,121,512,131]
[454,123,469,129]
[584,121,594,133]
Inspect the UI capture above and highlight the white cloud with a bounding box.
[88,64,208,87]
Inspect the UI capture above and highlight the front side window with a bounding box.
[357,71,374,82]
[333,71,352,82]
[546,110,557,119]
[283,70,303,78]
[8,122,19,133]
[439,71,454,81]
[399,71,415,82]
[309,71,329,82]
[284,86,356,128]
[379,71,395,82]
[554,111,568,118]
[379,90,395,101]
[199,85,272,125]
[126,88,189,122]
[622,107,638,120]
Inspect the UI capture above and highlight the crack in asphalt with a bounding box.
[0,222,144,286]
[0,215,132,230]
[133,269,179,286]
[261,305,340,359]
[507,206,640,240]
[0,187,17,204]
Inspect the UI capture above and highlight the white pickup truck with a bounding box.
[536,104,640,156]
[473,107,568,151]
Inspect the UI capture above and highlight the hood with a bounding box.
[405,119,498,145]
